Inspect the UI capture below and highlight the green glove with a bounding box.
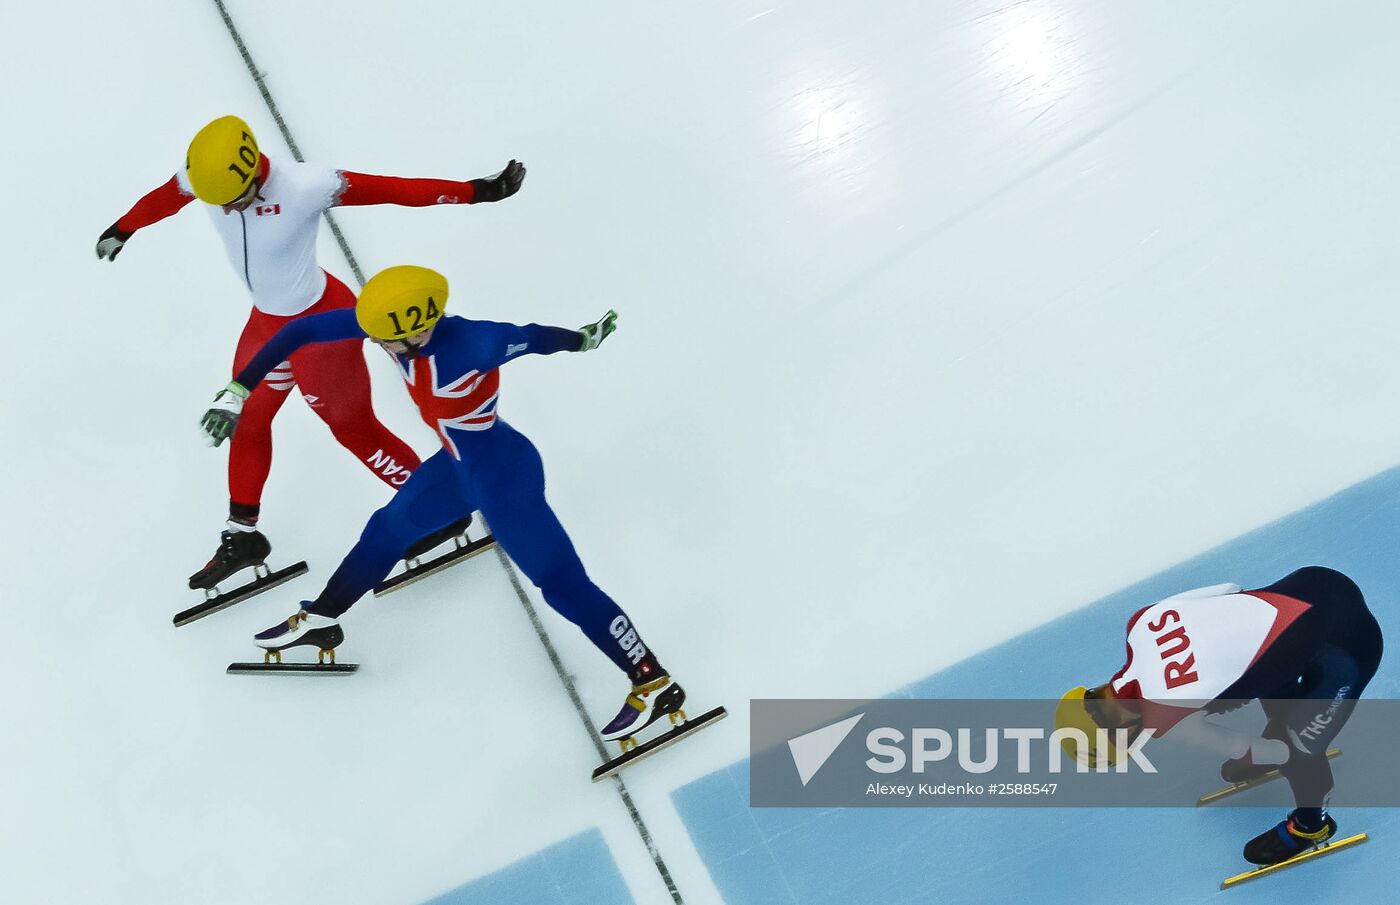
[200,381,249,447]
[578,310,618,352]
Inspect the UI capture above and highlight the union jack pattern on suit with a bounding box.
[266,360,295,392]
[401,355,500,458]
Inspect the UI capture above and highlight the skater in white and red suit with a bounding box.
[95,115,525,590]
[1056,566,1383,866]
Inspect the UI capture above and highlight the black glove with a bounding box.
[470,159,526,203]
[96,223,132,261]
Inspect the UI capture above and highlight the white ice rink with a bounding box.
[5,2,1400,902]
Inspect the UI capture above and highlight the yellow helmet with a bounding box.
[357,265,449,340]
[186,116,261,205]
[1054,686,1124,767]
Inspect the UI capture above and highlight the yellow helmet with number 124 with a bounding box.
[186,115,261,205]
[357,265,449,340]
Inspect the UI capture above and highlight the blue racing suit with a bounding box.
[234,310,656,676]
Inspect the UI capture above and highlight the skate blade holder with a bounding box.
[1220,833,1369,889]
[261,647,337,665]
[374,533,496,598]
[205,563,273,601]
[619,709,688,753]
[403,535,473,571]
[1198,748,1342,806]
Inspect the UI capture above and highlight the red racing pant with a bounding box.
[228,271,421,510]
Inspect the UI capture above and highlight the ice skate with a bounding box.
[592,662,727,781]
[173,528,307,627]
[402,515,475,562]
[1221,817,1368,888]
[188,528,272,590]
[1243,811,1337,866]
[227,608,357,674]
[373,513,497,597]
[600,673,688,743]
[254,608,344,662]
[1197,748,1342,806]
[1220,755,1276,786]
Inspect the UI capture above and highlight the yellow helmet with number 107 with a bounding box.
[357,266,449,340]
[186,115,261,205]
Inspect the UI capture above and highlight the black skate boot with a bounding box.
[253,607,345,665]
[402,515,474,562]
[374,514,494,597]
[1243,810,1337,866]
[1220,755,1277,786]
[600,655,687,743]
[188,529,272,590]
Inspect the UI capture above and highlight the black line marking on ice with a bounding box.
[207,4,686,901]
[490,539,687,904]
[209,0,365,287]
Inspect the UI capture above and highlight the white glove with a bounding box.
[577,310,618,352]
[200,381,249,447]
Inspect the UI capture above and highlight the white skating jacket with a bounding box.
[175,155,341,315]
[1109,582,1311,731]
[116,154,487,316]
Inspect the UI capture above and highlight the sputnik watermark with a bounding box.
[788,713,865,786]
[753,699,1400,807]
[864,782,1061,798]
[864,726,1157,774]
[784,713,1155,793]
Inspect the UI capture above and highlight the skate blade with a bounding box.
[174,561,309,627]
[592,706,727,782]
[1221,832,1368,889]
[373,535,496,597]
[226,662,358,675]
[1197,748,1341,806]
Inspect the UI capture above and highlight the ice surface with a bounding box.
[3,1,1399,903]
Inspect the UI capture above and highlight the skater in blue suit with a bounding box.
[199,265,683,741]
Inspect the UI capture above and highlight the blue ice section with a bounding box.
[676,468,1400,904]
[422,828,634,905]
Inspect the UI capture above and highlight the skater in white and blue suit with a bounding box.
[200,264,684,741]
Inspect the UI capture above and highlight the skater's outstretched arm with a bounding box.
[465,310,618,370]
[336,160,526,207]
[236,309,365,391]
[199,310,364,447]
[95,175,195,261]
[465,319,582,369]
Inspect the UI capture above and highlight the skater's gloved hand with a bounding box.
[577,310,618,352]
[95,223,132,261]
[200,381,249,447]
[470,159,526,203]
[1249,736,1291,766]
